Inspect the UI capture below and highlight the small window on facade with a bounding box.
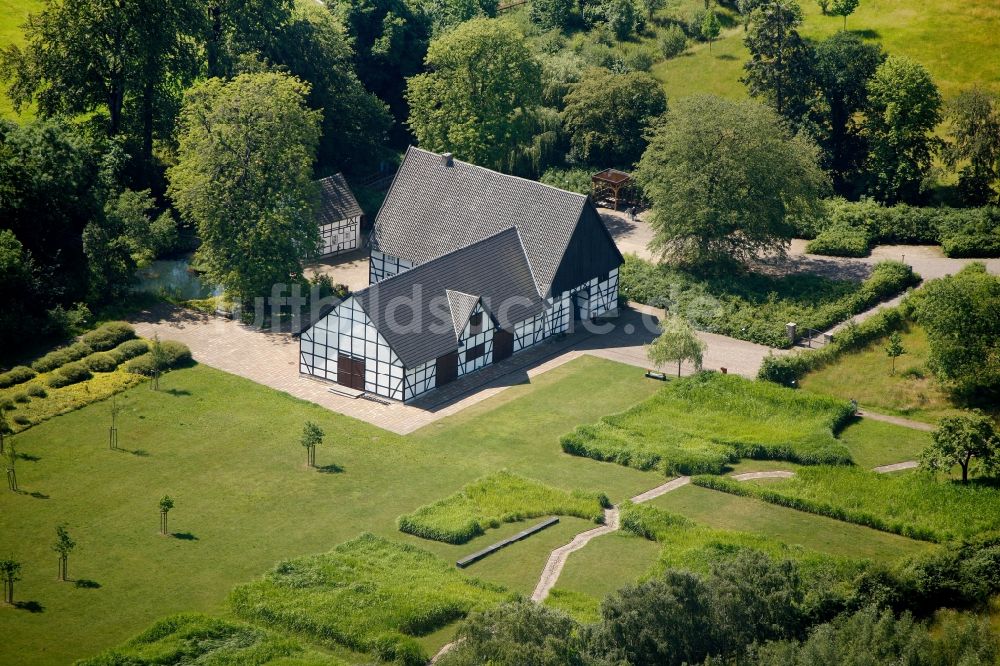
[469,311,483,334]
[466,342,485,361]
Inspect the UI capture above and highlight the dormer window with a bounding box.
[469,311,483,335]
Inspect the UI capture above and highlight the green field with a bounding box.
[696,466,1000,542]
[0,0,39,119]
[0,356,661,665]
[652,0,1000,102]
[800,323,962,424]
[397,471,608,544]
[561,372,854,474]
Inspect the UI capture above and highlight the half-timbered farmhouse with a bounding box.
[315,173,363,257]
[299,147,623,402]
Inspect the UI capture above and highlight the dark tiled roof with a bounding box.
[316,173,363,225]
[371,147,589,295]
[355,228,544,368]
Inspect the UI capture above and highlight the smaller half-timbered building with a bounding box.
[299,147,623,402]
[316,173,363,257]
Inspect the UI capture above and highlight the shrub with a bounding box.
[13,414,30,426]
[938,207,1000,257]
[11,391,29,403]
[0,366,36,389]
[229,534,512,660]
[125,341,192,376]
[659,24,688,58]
[397,471,608,544]
[0,399,13,410]
[47,361,93,388]
[31,341,93,373]
[25,383,46,398]
[561,373,854,474]
[84,352,119,373]
[80,321,136,351]
[109,339,149,364]
[540,167,593,195]
[806,223,874,257]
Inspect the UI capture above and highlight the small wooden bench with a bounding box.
[644,369,668,381]
[456,517,559,568]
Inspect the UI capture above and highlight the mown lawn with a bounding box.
[0,0,39,119]
[0,356,661,665]
[652,0,1000,102]
[800,324,962,424]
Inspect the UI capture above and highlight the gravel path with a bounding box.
[856,410,936,432]
[730,471,796,481]
[530,477,691,602]
[873,460,920,473]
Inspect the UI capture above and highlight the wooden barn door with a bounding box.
[493,329,514,363]
[436,351,458,387]
[337,354,366,390]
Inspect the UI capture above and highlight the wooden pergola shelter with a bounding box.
[591,169,632,211]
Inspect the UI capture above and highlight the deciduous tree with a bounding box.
[4,441,17,492]
[301,421,324,468]
[922,411,999,483]
[830,0,859,30]
[406,19,542,173]
[530,0,578,31]
[167,73,321,305]
[885,331,904,375]
[159,495,174,535]
[701,7,721,51]
[647,314,706,377]
[561,68,666,168]
[943,87,1000,205]
[52,524,76,581]
[915,263,999,401]
[864,56,942,204]
[636,95,828,266]
[0,557,21,605]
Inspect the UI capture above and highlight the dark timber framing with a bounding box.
[299,147,624,402]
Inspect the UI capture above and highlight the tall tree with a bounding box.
[267,2,393,173]
[943,87,1000,205]
[647,315,706,377]
[561,68,666,168]
[52,524,76,582]
[168,73,321,305]
[204,0,292,78]
[406,18,542,173]
[921,411,999,484]
[864,55,942,204]
[300,421,324,468]
[0,0,202,181]
[742,0,816,122]
[636,95,828,266]
[331,0,430,139]
[0,557,21,605]
[812,32,885,194]
[530,0,578,31]
[915,263,1000,402]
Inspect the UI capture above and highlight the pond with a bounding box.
[134,256,221,301]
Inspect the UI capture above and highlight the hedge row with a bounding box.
[32,341,93,373]
[804,200,1000,258]
[47,361,93,388]
[690,475,941,542]
[560,424,736,475]
[758,301,912,386]
[80,321,136,351]
[0,365,36,389]
[124,341,192,376]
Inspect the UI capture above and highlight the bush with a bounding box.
[25,383,46,398]
[80,321,136,351]
[13,414,30,425]
[397,471,608,544]
[31,341,93,373]
[125,340,192,376]
[806,223,874,257]
[540,167,593,195]
[12,391,29,403]
[84,352,119,373]
[0,366,36,389]
[938,207,1000,257]
[659,24,688,58]
[0,399,13,410]
[47,361,93,388]
[109,339,149,364]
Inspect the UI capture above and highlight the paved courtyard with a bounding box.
[130,302,775,435]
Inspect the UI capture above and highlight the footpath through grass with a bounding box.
[397,471,608,544]
[0,356,660,665]
[561,372,854,475]
[800,323,962,424]
[695,467,1000,543]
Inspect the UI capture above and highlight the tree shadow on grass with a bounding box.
[13,600,44,613]
[714,54,738,61]
[74,579,101,589]
[317,463,345,474]
[17,453,41,462]
[119,448,150,457]
[28,490,49,499]
[849,28,880,39]
[172,532,198,541]
[165,388,192,397]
